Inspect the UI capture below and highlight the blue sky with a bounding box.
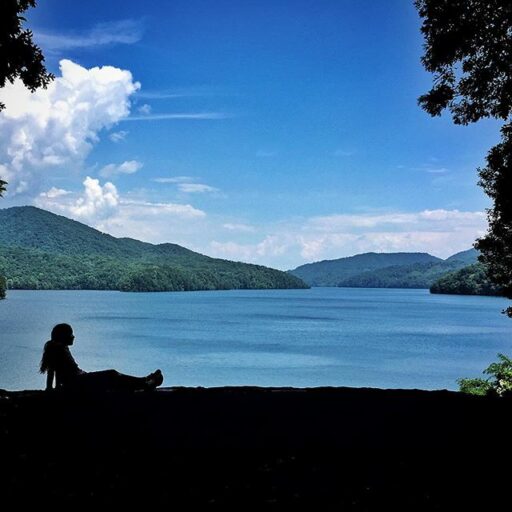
[0,0,500,269]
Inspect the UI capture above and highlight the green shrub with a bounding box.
[458,354,512,396]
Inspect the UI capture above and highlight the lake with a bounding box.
[1,288,511,391]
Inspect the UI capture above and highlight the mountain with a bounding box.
[445,248,480,264]
[0,206,308,292]
[288,252,442,287]
[430,262,502,296]
[338,260,474,289]
[288,249,480,289]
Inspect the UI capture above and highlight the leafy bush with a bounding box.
[458,354,512,396]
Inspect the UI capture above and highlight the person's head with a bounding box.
[51,323,75,345]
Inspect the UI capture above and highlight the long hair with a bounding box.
[40,323,73,374]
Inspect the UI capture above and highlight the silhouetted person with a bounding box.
[40,323,164,392]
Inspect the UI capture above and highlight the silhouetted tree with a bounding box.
[0,0,53,111]
[416,0,512,317]
[0,0,54,194]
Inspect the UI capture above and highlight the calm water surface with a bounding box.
[1,288,511,391]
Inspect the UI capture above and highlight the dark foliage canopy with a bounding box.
[0,0,53,111]
[416,0,512,316]
[416,0,512,125]
[430,262,503,297]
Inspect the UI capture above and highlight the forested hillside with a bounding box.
[339,260,472,289]
[0,207,308,292]
[289,252,441,286]
[430,263,502,296]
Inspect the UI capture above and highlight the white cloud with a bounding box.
[35,177,206,237]
[99,160,143,178]
[137,103,152,115]
[123,112,229,121]
[0,59,140,195]
[426,167,449,174]
[223,223,256,233]
[120,200,205,218]
[153,176,195,184]
[35,19,144,51]
[74,177,119,220]
[136,91,186,99]
[38,186,71,199]
[207,209,487,269]
[109,130,128,143]
[178,183,218,194]
[150,177,219,193]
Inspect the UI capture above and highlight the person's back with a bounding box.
[40,338,83,388]
[40,324,83,390]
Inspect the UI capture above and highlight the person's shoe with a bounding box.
[145,369,164,390]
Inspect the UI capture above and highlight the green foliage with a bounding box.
[430,263,503,296]
[0,179,6,197]
[475,124,512,316]
[459,354,512,396]
[457,378,492,396]
[340,260,472,289]
[416,0,512,317]
[0,207,308,292]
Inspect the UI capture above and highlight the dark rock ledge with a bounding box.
[0,386,510,509]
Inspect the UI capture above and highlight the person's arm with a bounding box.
[46,369,55,391]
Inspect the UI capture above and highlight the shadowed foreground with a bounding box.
[0,386,510,509]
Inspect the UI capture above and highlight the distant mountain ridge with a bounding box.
[288,249,479,289]
[0,206,308,292]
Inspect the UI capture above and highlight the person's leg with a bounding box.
[113,370,149,391]
[76,369,163,391]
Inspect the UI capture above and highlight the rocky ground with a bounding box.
[0,386,510,509]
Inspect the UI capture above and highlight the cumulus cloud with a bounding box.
[0,59,140,194]
[35,177,206,238]
[99,160,143,178]
[71,177,119,220]
[109,130,128,143]
[35,19,144,51]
